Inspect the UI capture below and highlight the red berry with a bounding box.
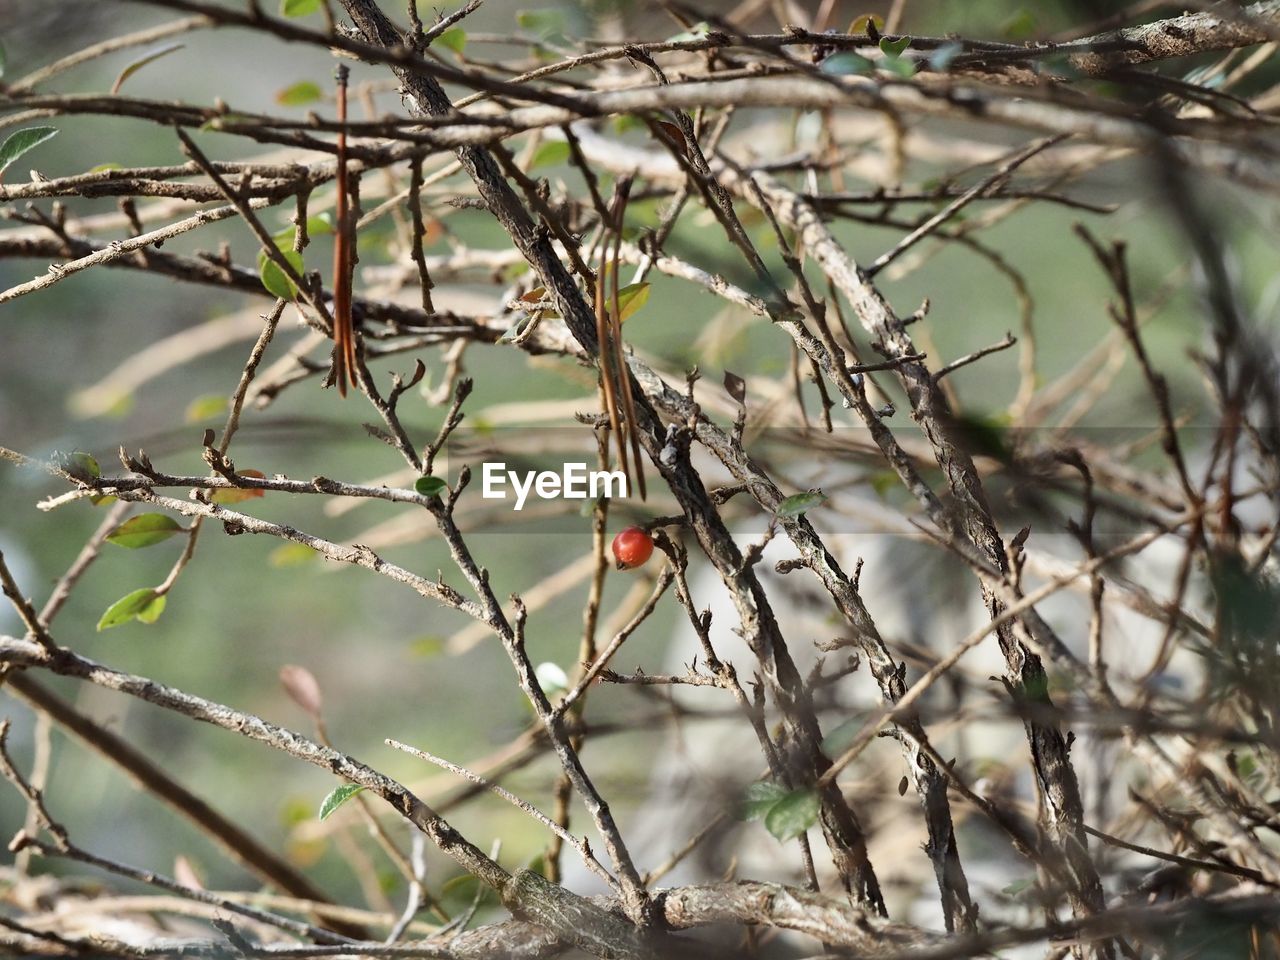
[611,526,654,570]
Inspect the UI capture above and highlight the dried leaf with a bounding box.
[723,370,747,404]
[174,855,204,891]
[653,120,690,157]
[111,42,184,94]
[211,469,266,504]
[280,664,324,719]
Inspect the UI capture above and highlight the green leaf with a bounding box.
[136,593,167,624]
[955,412,1012,462]
[820,52,874,76]
[185,393,228,423]
[89,162,123,173]
[97,588,163,631]
[435,27,467,55]
[111,42,184,94]
[319,784,366,820]
[440,872,497,909]
[820,716,864,756]
[272,215,332,247]
[258,247,304,300]
[107,513,185,549]
[738,780,789,822]
[614,282,650,323]
[269,543,318,568]
[878,36,911,58]
[869,471,897,498]
[775,490,828,518]
[281,0,322,16]
[879,55,916,78]
[1001,9,1037,40]
[62,451,100,482]
[499,314,533,342]
[928,41,963,72]
[517,9,566,39]
[0,126,59,180]
[104,392,135,419]
[667,21,709,43]
[1237,752,1258,779]
[306,213,334,235]
[409,635,444,658]
[1001,876,1038,899]
[275,80,323,106]
[415,475,447,497]
[535,661,569,696]
[764,787,820,842]
[613,114,645,134]
[199,113,253,132]
[529,140,570,170]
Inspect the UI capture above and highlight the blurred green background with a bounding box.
[2,0,1277,923]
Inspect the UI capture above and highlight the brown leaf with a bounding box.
[723,370,747,404]
[174,855,204,891]
[280,664,323,719]
[210,469,266,504]
[654,120,691,158]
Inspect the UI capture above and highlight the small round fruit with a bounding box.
[611,526,654,570]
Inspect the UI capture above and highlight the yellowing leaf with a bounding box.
[185,394,228,423]
[275,80,323,106]
[613,282,650,323]
[269,543,317,567]
[848,13,885,35]
[410,636,444,657]
[211,468,266,504]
